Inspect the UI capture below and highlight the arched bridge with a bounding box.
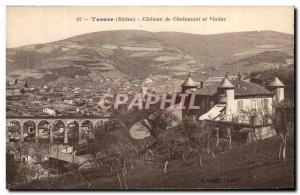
[6,116,110,145]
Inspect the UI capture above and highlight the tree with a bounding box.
[157,126,182,174]
[6,152,18,186]
[89,114,138,189]
[193,121,216,166]
[181,117,198,153]
[240,99,293,162]
[94,139,137,189]
[274,105,292,162]
[6,142,31,185]
[135,109,178,139]
[24,81,29,89]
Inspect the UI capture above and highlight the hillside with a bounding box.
[15,136,294,189]
[250,65,295,99]
[157,30,293,65]
[6,30,294,87]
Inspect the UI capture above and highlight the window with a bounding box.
[251,99,256,110]
[237,100,243,111]
[263,99,269,110]
[257,99,263,109]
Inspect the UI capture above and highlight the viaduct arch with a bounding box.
[6,116,110,145]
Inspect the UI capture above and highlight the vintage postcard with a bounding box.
[6,6,295,190]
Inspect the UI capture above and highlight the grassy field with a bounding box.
[51,136,294,190]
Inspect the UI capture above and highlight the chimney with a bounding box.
[225,72,229,79]
[200,81,204,88]
[237,72,242,81]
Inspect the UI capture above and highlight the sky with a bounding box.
[6,6,294,48]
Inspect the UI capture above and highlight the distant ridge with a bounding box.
[7,30,293,85]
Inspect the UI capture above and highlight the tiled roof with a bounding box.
[232,80,273,96]
[196,80,272,97]
[205,76,238,83]
[196,83,219,96]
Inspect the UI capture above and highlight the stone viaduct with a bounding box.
[6,116,110,145]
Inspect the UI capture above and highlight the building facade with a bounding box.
[181,74,285,125]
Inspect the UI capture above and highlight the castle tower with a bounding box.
[181,73,198,93]
[218,77,235,120]
[267,77,285,103]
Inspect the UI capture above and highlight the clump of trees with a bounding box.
[77,111,139,189]
[78,133,138,189]
[240,100,293,162]
[135,109,178,138]
[6,142,52,188]
[78,101,293,188]
[129,108,221,174]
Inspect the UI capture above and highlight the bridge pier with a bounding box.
[50,125,54,144]
[20,125,24,142]
[78,125,83,144]
[64,128,68,144]
[35,125,39,144]
[6,126,9,143]
[7,117,110,145]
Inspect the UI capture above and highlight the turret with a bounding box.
[218,77,235,120]
[267,77,284,103]
[181,73,198,93]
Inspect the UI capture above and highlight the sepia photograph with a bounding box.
[6,6,295,190]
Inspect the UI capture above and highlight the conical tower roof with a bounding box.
[218,77,235,89]
[268,77,284,88]
[181,74,198,87]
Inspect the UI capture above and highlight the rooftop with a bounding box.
[218,78,235,89]
[181,74,198,87]
[268,77,285,88]
[196,80,273,97]
[205,76,238,83]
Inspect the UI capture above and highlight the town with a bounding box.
[6,26,295,189]
[6,69,294,189]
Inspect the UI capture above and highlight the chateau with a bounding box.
[181,74,285,125]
